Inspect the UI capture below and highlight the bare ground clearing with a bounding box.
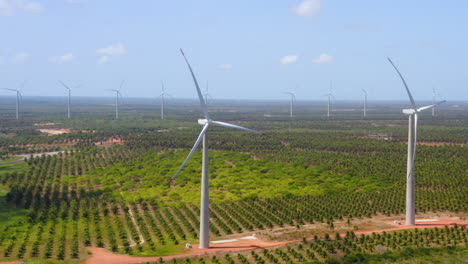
[95,138,127,148]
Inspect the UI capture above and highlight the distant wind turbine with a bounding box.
[283,92,296,117]
[362,89,368,118]
[59,81,80,119]
[326,82,334,118]
[432,88,441,117]
[107,81,123,119]
[1,88,22,120]
[387,57,446,225]
[159,81,171,120]
[170,49,262,249]
[204,81,211,105]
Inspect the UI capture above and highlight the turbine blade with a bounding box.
[180,49,209,119]
[120,80,125,90]
[1,88,16,92]
[59,80,71,90]
[387,57,417,110]
[211,121,263,135]
[417,100,446,112]
[170,123,210,181]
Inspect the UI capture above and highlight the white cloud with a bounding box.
[97,55,109,65]
[97,42,126,56]
[0,0,13,16]
[313,53,333,64]
[96,42,125,64]
[12,52,30,63]
[0,0,43,16]
[52,53,74,64]
[17,0,43,12]
[280,55,298,65]
[218,63,233,70]
[292,0,321,17]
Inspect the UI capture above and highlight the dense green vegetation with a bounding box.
[0,98,466,263]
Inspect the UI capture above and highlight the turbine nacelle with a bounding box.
[402,109,416,115]
[198,119,210,125]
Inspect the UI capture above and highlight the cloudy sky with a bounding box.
[0,0,467,101]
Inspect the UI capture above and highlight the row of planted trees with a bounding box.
[149,225,467,264]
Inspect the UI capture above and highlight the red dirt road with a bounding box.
[83,217,467,264]
[85,240,287,264]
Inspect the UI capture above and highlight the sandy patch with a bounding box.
[211,239,239,244]
[38,128,72,135]
[95,138,127,147]
[33,122,61,126]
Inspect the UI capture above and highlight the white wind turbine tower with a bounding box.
[204,81,211,105]
[432,88,441,117]
[170,49,262,249]
[387,57,445,225]
[107,81,123,119]
[1,88,22,120]
[159,81,169,120]
[362,89,368,118]
[326,83,334,118]
[59,81,80,119]
[283,92,296,117]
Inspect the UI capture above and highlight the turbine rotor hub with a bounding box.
[198,119,211,125]
[402,109,416,115]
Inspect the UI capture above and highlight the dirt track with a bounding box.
[83,217,467,264]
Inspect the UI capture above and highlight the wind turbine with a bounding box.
[107,81,123,119]
[159,81,170,120]
[1,88,22,120]
[387,57,446,225]
[362,89,368,118]
[283,92,296,117]
[170,49,262,249]
[204,81,211,105]
[432,88,441,117]
[59,81,80,119]
[326,83,334,118]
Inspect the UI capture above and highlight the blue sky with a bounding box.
[0,0,467,101]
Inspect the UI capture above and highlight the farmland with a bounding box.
[0,98,466,263]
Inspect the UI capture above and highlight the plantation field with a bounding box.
[0,98,466,263]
